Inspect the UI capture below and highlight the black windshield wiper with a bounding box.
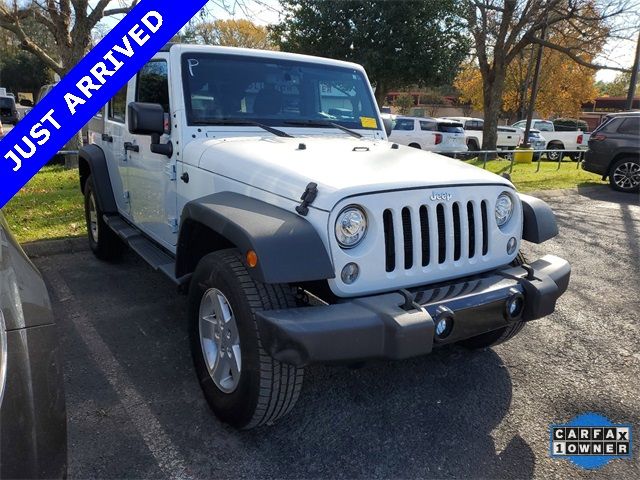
[284,120,363,138]
[194,119,293,138]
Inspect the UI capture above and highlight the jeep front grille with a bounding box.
[383,200,490,273]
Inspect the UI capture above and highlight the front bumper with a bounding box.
[257,255,570,366]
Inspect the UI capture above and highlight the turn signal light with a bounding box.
[246,250,258,268]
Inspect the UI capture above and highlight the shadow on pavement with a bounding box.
[41,251,535,479]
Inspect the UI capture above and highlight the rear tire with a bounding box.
[83,175,124,261]
[408,143,421,149]
[458,252,527,349]
[188,249,304,429]
[608,158,640,193]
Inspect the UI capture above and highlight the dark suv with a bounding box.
[0,96,19,125]
[583,111,640,193]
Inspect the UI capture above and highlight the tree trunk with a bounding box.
[60,49,88,169]
[481,68,506,151]
[374,80,387,108]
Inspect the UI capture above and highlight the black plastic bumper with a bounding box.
[256,255,571,367]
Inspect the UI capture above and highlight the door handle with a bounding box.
[124,142,139,153]
[102,133,113,143]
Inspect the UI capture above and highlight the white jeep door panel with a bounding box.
[124,57,178,249]
[103,85,131,217]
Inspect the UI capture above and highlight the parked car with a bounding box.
[526,129,547,159]
[441,117,522,152]
[582,111,639,193]
[512,119,586,160]
[0,95,19,125]
[0,212,67,478]
[388,116,468,154]
[79,44,569,429]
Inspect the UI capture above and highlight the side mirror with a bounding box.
[128,102,173,157]
[128,102,164,136]
[382,117,393,137]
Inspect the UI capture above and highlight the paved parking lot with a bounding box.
[33,187,639,479]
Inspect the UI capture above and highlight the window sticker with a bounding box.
[360,116,377,129]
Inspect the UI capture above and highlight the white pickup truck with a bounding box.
[79,44,570,429]
[442,116,522,153]
[511,119,588,160]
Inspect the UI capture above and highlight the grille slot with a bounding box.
[381,197,492,274]
[419,206,430,266]
[467,202,476,258]
[436,204,446,264]
[453,202,461,261]
[383,209,395,272]
[481,200,489,255]
[401,207,413,269]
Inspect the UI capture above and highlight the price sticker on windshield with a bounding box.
[360,116,377,129]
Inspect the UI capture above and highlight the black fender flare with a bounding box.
[177,192,335,284]
[78,145,117,213]
[518,193,558,243]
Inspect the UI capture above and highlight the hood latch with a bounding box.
[295,182,318,216]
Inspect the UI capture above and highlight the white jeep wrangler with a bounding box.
[80,44,570,429]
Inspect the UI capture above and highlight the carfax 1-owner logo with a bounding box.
[550,413,633,469]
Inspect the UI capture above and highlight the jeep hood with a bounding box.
[190,136,513,211]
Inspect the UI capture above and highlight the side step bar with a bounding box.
[103,215,189,286]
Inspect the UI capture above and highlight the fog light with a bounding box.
[507,237,517,255]
[505,290,525,320]
[434,306,454,341]
[341,263,360,284]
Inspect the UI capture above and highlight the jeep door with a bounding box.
[101,85,131,217]
[124,57,178,249]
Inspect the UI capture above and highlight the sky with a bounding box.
[98,0,637,83]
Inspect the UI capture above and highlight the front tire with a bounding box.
[188,249,304,429]
[83,175,124,261]
[458,252,528,349]
[609,158,640,193]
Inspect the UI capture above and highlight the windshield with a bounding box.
[535,121,554,132]
[0,98,14,109]
[181,53,380,131]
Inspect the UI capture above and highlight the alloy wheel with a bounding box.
[613,161,640,190]
[198,288,242,393]
[88,192,99,243]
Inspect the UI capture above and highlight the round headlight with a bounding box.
[335,206,367,248]
[495,192,514,227]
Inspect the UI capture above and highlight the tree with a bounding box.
[0,50,54,96]
[0,15,55,95]
[185,18,275,49]
[456,40,600,121]
[463,0,636,149]
[393,93,414,115]
[0,0,139,76]
[271,0,469,106]
[597,71,640,96]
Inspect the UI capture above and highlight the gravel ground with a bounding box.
[34,186,639,479]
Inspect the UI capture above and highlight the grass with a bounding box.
[2,158,607,243]
[3,165,85,243]
[465,157,607,192]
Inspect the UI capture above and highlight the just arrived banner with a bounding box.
[0,0,208,208]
